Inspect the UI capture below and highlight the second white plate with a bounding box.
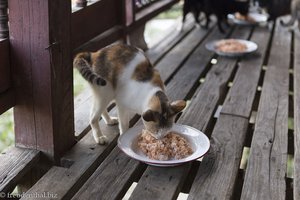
[205,39,258,57]
[228,13,268,25]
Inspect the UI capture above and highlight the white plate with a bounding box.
[228,13,268,25]
[118,124,210,167]
[205,39,258,57]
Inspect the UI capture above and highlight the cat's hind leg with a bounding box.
[116,105,129,135]
[90,99,108,144]
[89,89,113,145]
[102,110,118,126]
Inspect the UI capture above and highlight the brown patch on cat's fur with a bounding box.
[148,95,162,113]
[91,44,138,88]
[151,70,164,90]
[132,59,154,81]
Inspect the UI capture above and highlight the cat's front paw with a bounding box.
[106,117,118,126]
[95,135,108,145]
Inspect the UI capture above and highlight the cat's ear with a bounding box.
[142,110,156,122]
[170,100,186,114]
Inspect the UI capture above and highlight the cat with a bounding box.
[182,0,250,33]
[281,0,300,30]
[74,44,186,144]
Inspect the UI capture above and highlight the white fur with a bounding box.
[89,51,162,144]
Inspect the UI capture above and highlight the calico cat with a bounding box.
[182,0,250,33]
[74,44,186,144]
[281,0,300,30]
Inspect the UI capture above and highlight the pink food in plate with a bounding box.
[137,129,193,161]
[215,39,247,53]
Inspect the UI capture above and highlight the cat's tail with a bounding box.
[73,52,106,86]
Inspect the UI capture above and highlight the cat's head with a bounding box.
[142,91,186,139]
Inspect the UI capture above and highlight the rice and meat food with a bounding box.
[215,39,247,53]
[137,129,193,161]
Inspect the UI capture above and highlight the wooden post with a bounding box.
[127,25,148,50]
[0,0,9,39]
[124,0,148,50]
[8,0,75,162]
[124,0,135,26]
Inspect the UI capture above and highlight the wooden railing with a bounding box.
[0,0,179,194]
[0,0,13,115]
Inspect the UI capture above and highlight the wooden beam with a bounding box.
[241,20,290,200]
[71,0,121,50]
[73,26,123,55]
[9,0,75,162]
[0,39,10,93]
[0,0,9,39]
[0,89,15,115]
[123,0,135,26]
[0,147,40,194]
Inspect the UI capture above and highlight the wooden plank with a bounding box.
[189,115,249,200]
[9,0,75,161]
[240,21,290,200]
[21,125,119,200]
[0,39,10,93]
[73,26,123,54]
[0,89,15,115]
[154,23,214,82]
[221,26,272,118]
[72,147,145,200]
[187,26,272,200]
[0,147,40,194]
[293,27,300,200]
[71,0,121,49]
[165,27,229,101]
[146,15,195,65]
[130,165,191,200]
[129,27,252,200]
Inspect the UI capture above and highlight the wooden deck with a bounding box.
[0,17,293,200]
[0,6,298,198]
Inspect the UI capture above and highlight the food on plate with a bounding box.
[235,12,255,22]
[215,39,247,53]
[137,129,193,161]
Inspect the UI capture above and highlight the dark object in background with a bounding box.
[182,0,250,33]
[182,0,205,26]
[254,0,291,20]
